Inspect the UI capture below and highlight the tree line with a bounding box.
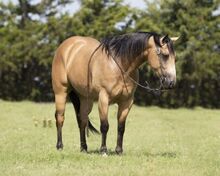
[0,0,219,108]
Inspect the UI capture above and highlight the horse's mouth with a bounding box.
[144,76,175,96]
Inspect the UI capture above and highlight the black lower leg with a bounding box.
[79,121,87,152]
[115,122,125,154]
[100,121,109,153]
[55,111,64,150]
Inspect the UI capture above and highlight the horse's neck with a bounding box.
[122,56,145,75]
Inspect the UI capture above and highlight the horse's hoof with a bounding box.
[56,143,63,150]
[115,146,123,155]
[80,149,88,153]
[80,146,88,153]
[100,146,107,154]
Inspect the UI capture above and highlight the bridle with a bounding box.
[111,44,167,96]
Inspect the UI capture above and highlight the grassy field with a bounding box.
[0,100,220,176]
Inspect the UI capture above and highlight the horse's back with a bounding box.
[54,36,100,70]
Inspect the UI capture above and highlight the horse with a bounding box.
[52,32,178,154]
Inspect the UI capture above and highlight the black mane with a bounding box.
[100,32,174,62]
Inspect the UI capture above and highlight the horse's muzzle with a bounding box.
[161,76,176,89]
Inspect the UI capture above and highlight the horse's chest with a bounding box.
[108,83,136,103]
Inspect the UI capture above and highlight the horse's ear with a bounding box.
[170,37,179,42]
[162,34,169,44]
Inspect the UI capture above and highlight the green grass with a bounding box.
[0,100,220,176]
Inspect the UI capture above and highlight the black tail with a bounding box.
[88,120,100,134]
[68,90,99,135]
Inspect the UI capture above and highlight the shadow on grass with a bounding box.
[87,149,177,158]
[87,149,119,156]
[143,151,178,158]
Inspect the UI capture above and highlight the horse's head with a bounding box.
[146,35,179,89]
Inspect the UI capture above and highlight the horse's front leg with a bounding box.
[98,90,109,154]
[115,98,133,155]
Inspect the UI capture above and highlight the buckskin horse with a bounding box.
[52,32,178,154]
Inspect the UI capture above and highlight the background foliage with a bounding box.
[0,0,219,108]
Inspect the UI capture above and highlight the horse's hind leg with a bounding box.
[54,88,67,150]
[69,91,87,152]
[52,53,68,150]
[78,97,93,152]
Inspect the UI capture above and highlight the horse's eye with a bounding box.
[162,53,169,61]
